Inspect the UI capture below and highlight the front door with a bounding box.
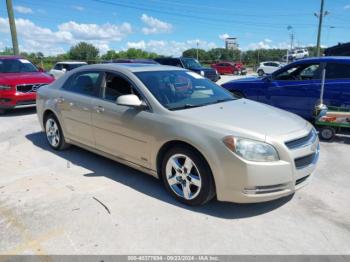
[91,72,153,168]
[265,63,322,119]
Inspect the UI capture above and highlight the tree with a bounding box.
[68,42,99,62]
[183,48,208,61]
[0,47,14,55]
[101,50,120,61]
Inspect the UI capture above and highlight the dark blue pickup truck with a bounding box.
[222,57,350,119]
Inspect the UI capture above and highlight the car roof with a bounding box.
[77,63,186,73]
[57,61,87,64]
[291,56,350,64]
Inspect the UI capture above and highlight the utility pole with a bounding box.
[196,40,199,61]
[315,0,329,56]
[6,0,19,55]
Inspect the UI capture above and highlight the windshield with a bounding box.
[136,70,236,110]
[0,59,38,73]
[181,58,202,69]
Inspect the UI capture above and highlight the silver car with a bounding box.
[36,63,319,205]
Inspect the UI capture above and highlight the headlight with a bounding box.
[223,136,279,162]
[200,70,205,76]
[0,85,12,90]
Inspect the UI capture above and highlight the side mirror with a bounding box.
[62,68,67,73]
[116,94,145,109]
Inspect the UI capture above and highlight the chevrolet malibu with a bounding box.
[36,64,319,205]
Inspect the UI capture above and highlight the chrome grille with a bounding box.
[285,130,317,150]
[16,83,46,93]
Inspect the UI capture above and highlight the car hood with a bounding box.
[0,72,54,85]
[189,67,216,73]
[174,99,308,139]
[222,77,262,86]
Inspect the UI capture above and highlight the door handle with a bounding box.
[93,105,105,113]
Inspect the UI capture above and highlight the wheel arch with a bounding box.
[156,140,214,182]
[43,109,60,126]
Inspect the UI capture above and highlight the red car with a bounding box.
[211,61,247,75]
[0,56,54,114]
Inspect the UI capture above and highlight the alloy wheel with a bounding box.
[165,154,202,200]
[45,118,60,148]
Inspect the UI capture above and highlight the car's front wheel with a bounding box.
[257,69,264,77]
[45,114,70,150]
[161,146,215,205]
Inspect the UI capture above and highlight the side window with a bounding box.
[103,73,141,102]
[62,64,69,71]
[326,63,350,79]
[274,64,320,81]
[62,71,101,97]
[54,64,62,70]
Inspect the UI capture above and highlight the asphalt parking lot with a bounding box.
[0,76,350,255]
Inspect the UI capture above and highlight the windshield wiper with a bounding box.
[169,104,202,110]
[211,98,235,104]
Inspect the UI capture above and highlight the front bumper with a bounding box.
[0,91,37,110]
[212,130,320,203]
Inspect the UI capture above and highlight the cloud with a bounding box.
[344,5,350,9]
[14,5,33,14]
[246,39,289,50]
[71,5,85,11]
[127,39,217,56]
[0,17,133,55]
[140,14,172,35]
[58,21,132,41]
[219,33,229,40]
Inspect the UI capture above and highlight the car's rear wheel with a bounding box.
[257,69,264,77]
[161,146,215,206]
[44,114,70,150]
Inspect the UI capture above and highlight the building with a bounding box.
[225,37,239,50]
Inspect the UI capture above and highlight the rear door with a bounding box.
[324,62,350,108]
[264,62,322,119]
[57,71,102,147]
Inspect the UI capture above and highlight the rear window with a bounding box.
[326,63,350,79]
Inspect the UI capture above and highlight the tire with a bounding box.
[257,70,264,77]
[161,146,216,206]
[44,114,70,150]
[319,126,335,141]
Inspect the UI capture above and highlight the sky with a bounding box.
[0,0,350,56]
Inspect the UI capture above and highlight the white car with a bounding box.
[49,61,87,79]
[283,49,309,62]
[257,61,283,76]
